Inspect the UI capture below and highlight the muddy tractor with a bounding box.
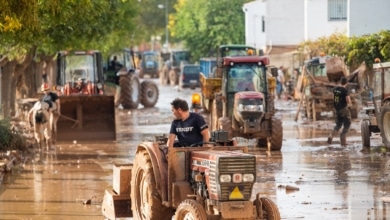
[361,60,390,148]
[104,48,159,109]
[160,50,191,86]
[102,133,280,220]
[139,50,160,78]
[199,46,282,151]
[296,56,365,121]
[55,50,116,141]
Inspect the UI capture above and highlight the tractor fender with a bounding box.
[135,142,168,203]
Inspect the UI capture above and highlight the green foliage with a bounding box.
[172,0,250,61]
[346,30,390,69]
[299,32,349,58]
[0,120,27,151]
[299,31,390,70]
[0,0,140,58]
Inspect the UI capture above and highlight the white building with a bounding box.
[243,0,390,54]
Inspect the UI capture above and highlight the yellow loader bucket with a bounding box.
[57,95,116,141]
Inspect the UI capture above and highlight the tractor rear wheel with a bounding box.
[269,117,283,151]
[174,199,207,220]
[140,80,159,108]
[131,149,174,220]
[253,194,281,220]
[119,74,140,109]
[361,119,371,148]
[380,105,390,147]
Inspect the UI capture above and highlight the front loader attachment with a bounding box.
[57,95,116,141]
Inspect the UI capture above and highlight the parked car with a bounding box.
[179,64,201,89]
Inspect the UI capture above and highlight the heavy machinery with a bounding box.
[139,50,160,78]
[295,55,365,121]
[361,60,390,148]
[102,133,280,219]
[103,48,159,109]
[199,45,282,151]
[55,50,115,141]
[160,49,191,86]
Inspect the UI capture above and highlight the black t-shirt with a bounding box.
[333,86,349,110]
[169,112,208,147]
[42,92,59,108]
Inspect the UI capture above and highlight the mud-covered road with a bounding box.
[1,79,390,220]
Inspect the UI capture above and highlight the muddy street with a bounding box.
[1,79,390,219]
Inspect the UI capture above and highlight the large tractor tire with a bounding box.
[269,117,283,151]
[253,194,281,220]
[131,150,174,220]
[119,74,140,109]
[140,80,159,108]
[361,119,371,148]
[174,199,207,220]
[380,105,390,147]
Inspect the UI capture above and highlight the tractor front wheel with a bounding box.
[253,194,281,220]
[140,80,159,108]
[174,200,207,220]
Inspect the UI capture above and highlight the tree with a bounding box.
[0,0,140,118]
[172,0,250,61]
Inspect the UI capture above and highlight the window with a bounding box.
[262,16,265,32]
[328,0,347,21]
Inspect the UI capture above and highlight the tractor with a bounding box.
[103,48,159,109]
[55,50,116,141]
[160,49,191,86]
[361,60,390,148]
[139,50,160,78]
[295,55,365,121]
[199,45,282,151]
[102,132,280,220]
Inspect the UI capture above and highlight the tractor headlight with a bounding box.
[238,104,263,112]
[220,174,231,183]
[243,174,255,182]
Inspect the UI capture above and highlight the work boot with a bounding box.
[340,133,347,146]
[327,130,337,144]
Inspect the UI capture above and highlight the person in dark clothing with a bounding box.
[327,77,351,146]
[41,83,61,115]
[167,98,210,147]
[110,56,122,71]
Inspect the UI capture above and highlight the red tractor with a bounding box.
[102,133,280,219]
[199,45,282,150]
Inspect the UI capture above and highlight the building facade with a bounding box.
[243,0,390,53]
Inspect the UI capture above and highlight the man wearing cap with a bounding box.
[41,83,61,116]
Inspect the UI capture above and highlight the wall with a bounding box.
[267,0,304,45]
[348,0,390,37]
[304,0,347,41]
[243,0,266,51]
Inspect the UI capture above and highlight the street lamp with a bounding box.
[158,0,169,49]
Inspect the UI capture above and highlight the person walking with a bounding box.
[167,98,210,147]
[327,77,351,146]
[276,66,285,99]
